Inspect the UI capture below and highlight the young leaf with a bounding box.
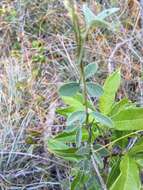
[99,69,121,114]
[97,8,119,20]
[59,82,80,97]
[84,63,98,79]
[83,4,96,26]
[112,107,143,131]
[91,111,113,128]
[86,83,104,97]
[83,5,119,29]
[110,155,141,190]
[67,111,86,126]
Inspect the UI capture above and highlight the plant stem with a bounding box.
[71,2,107,188]
[79,57,89,126]
[70,0,91,129]
[71,3,89,128]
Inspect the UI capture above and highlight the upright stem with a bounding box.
[70,1,88,120]
[74,19,89,128]
[77,22,107,190]
[79,53,89,127]
[71,2,106,188]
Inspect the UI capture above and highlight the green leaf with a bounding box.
[48,139,84,162]
[107,158,121,188]
[71,171,89,190]
[53,148,84,162]
[50,128,89,144]
[112,107,143,131]
[136,158,143,167]
[71,171,82,190]
[64,124,78,132]
[86,83,104,97]
[48,139,69,151]
[67,111,86,126]
[92,19,111,28]
[77,144,90,155]
[91,111,113,128]
[56,106,76,116]
[62,95,84,108]
[87,176,101,190]
[110,155,141,190]
[83,5,111,28]
[54,131,77,143]
[109,98,134,116]
[83,4,96,26]
[59,82,80,97]
[84,63,98,79]
[97,8,119,20]
[62,93,94,112]
[76,127,82,148]
[83,5,119,29]
[99,69,121,114]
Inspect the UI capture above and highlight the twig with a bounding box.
[93,129,143,154]
[108,39,131,73]
[91,154,107,190]
[0,151,71,168]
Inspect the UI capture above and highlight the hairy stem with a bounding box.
[80,57,89,126]
[71,2,107,188]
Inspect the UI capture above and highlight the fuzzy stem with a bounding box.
[71,2,107,188]
[79,57,89,127]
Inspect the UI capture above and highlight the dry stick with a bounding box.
[91,155,107,190]
[140,0,143,37]
[93,129,143,154]
[58,35,79,78]
[132,0,140,35]
[108,39,131,73]
[139,0,143,106]
[0,151,71,169]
